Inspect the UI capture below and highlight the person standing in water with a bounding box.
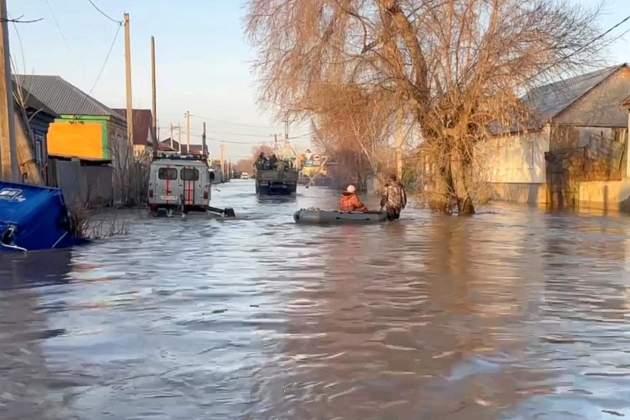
[381,174,407,220]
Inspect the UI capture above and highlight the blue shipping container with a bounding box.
[0,182,79,252]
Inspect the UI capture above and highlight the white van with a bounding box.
[148,157,212,214]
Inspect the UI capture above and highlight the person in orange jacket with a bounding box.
[339,184,368,212]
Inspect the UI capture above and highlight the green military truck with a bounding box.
[255,162,298,195]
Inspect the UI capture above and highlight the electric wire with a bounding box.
[89,22,122,94]
[86,0,122,25]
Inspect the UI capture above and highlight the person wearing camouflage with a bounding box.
[381,174,407,220]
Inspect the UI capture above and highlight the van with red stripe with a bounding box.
[148,157,212,215]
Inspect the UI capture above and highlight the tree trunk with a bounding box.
[451,146,475,215]
[428,157,454,214]
[426,141,476,215]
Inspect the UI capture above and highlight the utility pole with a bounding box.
[150,35,157,158]
[185,110,191,155]
[202,122,207,157]
[220,144,225,182]
[177,124,182,153]
[273,134,278,152]
[0,0,18,181]
[169,123,174,150]
[124,13,133,145]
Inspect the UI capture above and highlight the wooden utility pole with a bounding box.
[124,13,133,145]
[185,110,191,154]
[0,0,18,181]
[169,123,174,150]
[220,144,225,182]
[150,35,157,158]
[202,122,207,157]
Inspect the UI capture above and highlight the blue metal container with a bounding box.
[0,182,79,252]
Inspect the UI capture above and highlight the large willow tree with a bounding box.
[246,0,602,214]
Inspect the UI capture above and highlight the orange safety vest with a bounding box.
[340,193,367,212]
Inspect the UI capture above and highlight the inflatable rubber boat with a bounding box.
[293,208,387,225]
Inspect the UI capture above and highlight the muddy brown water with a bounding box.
[2,180,630,419]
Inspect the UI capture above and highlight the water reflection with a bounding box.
[1,183,630,418]
[0,251,73,419]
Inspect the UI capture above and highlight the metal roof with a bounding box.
[523,64,626,124]
[13,74,123,121]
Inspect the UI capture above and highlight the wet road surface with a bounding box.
[2,180,630,419]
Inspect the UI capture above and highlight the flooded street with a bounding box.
[2,180,630,419]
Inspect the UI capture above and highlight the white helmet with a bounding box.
[346,185,356,193]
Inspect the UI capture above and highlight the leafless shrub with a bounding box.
[68,206,128,240]
[247,0,605,214]
[111,138,151,207]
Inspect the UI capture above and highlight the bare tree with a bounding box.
[307,83,397,188]
[246,0,603,214]
[110,137,150,207]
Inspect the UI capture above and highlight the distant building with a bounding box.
[158,138,205,155]
[477,64,630,211]
[113,108,156,155]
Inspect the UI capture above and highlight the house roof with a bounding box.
[13,85,58,117]
[524,64,627,125]
[113,108,154,146]
[13,74,123,121]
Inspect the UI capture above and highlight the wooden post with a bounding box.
[0,0,18,181]
[169,122,174,150]
[124,13,133,145]
[202,122,207,157]
[220,144,225,182]
[150,35,157,158]
[185,110,191,154]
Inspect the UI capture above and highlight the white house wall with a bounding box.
[476,126,550,184]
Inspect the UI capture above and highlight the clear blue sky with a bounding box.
[7,0,630,160]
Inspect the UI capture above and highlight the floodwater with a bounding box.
[2,181,630,419]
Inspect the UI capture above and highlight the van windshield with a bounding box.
[181,168,199,181]
[158,167,178,180]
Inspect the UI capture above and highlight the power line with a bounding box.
[191,134,265,145]
[190,113,280,130]
[86,0,122,24]
[45,0,71,51]
[531,13,630,81]
[0,15,43,24]
[89,22,122,94]
[10,21,26,76]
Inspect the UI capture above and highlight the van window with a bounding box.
[181,167,199,181]
[158,167,178,180]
